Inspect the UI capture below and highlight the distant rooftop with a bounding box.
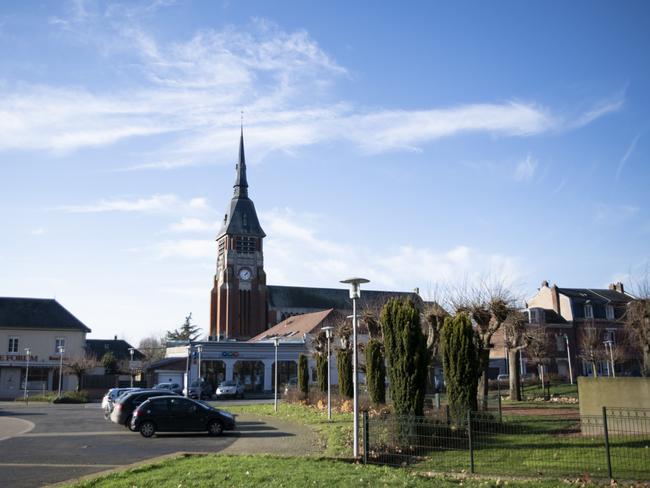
[0,297,91,332]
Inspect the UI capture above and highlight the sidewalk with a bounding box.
[0,416,34,442]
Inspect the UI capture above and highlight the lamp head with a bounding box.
[272,337,280,346]
[321,325,334,339]
[340,277,370,299]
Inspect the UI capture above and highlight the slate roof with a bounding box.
[216,131,265,239]
[86,339,145,361]
[558,287,633,321]
[0,297,91,332]
[249,309,340,342]
[267,285,422,311]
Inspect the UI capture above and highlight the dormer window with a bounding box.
[606,305,615,320]
[584,303,594,320]
[529,308,543,323]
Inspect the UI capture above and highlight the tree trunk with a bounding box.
[591,360,598,378]
[478,349,490,411]
[643,347,650,377]
[508,349,521,401]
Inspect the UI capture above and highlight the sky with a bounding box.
[1,0,649,345]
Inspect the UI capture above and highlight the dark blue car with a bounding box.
[131,396,236,437]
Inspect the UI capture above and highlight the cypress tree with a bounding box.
[316,353,328,393]
[440,313,481,421]
[298,354,309,399]
[381,298,429,416]
[365,339,386,405]
[336,349,353,398]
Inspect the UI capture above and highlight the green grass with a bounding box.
[64,454,580,488]
[211,401,353,457]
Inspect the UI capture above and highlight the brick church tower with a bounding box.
[209,129,267,340]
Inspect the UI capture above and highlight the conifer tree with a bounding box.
[440,313,481,420]
[315,354,328,393]
[298,354,309,399]
[380,298,428,415]
[336,349,353,398]
[365,339,386,405]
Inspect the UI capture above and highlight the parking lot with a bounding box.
[0,401,314,488]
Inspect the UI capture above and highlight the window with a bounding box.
[604,329,616,344]
[55,338,65,353]
[8,336,18,354]
[529,309,543,324]
[584,304,594,320]
[606,305,615,320]
[555,334,566,352]
[235,236,256,254]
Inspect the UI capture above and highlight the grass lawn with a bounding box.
[64,454,579,488]
[211,401,353,457]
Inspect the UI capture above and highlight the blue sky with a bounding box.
[1,1,648,344]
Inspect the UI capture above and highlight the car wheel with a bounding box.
[207,420,223,436]
[140,421,156,438]
[127,416,138,432]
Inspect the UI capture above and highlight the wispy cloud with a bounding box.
[594,203,639,223]
[0,13,624,164]
[514,154,538,182]
[53,194,209,214]
[616,133,642,180]
[168,217,219,232]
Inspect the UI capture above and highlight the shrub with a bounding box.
[298,354,309,399]
[365,339,386,405]
[52,390,90,404]
[337,349,353,398]
[381,298,429,416]
[315,353,328,393]
[440,313,481,421]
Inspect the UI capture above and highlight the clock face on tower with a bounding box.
[238,268,252,281]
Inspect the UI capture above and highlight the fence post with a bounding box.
[446,405,450,425]
[467,410,475,474]
[602,406,612,480]
[497,389,502,423]
[362,410,369,465]
[435,392,440,409]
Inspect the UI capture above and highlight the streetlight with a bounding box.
[321,326,334,421]
[24,348,31,402]
[185,342,192,397]
[340,277,369,459]
[273,337,280,413]
[604,340,616,378]
[58,346,65,397]
[128,348,135,387]
[564,334,573,385]
[197,344,203,396]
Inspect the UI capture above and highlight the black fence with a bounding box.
[363,407,650,481]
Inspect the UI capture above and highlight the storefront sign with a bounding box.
[221,351,240,358]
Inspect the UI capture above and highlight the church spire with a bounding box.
[233,123,248,198]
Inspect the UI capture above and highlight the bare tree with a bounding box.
[625,274,650,376]
[451,280,518,409]
[525,324,550,385]
[138,335,166,368]
[65,353,99,392]
[579,326,605,377]
[423,302,450,360]
[503,311,528,401]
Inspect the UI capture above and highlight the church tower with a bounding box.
[209,129,267,340]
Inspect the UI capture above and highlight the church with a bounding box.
[208,129,422,341]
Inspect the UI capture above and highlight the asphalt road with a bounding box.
[0,401,312,488]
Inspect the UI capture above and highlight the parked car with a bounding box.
[101,387,141,417]
[110,389,180,430]
[184,380,213,400]
[496,373,535,384]
[215,380,245,399]
[153,382,183,395]
[131,396,236,438]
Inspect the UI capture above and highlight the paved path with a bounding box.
[0,402,316,487]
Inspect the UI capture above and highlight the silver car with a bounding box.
[215,380,245,399]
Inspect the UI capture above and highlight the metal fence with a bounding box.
[363,407,650,481]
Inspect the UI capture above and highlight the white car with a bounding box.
[101,387,140,416]
[215,381,245,399]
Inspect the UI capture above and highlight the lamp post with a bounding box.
[564,334,573,385]
[128,348,135,388]
[604,340,616,378]
[273,337,280,413]
[185,343,192,397]
[197,344,203,385]
[58,346,65,397]
[24,348,31,402]
[322,326,334,421]
[340,277,369,459]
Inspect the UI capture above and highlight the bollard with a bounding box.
[467,410,475,474]
[602,407,612,480]
[362,410,369,465]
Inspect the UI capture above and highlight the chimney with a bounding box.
[114,335,117,341]
[413,287,420,295]
[551,284,560,314]
[615,282,624,294]
[541,280,549,288]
